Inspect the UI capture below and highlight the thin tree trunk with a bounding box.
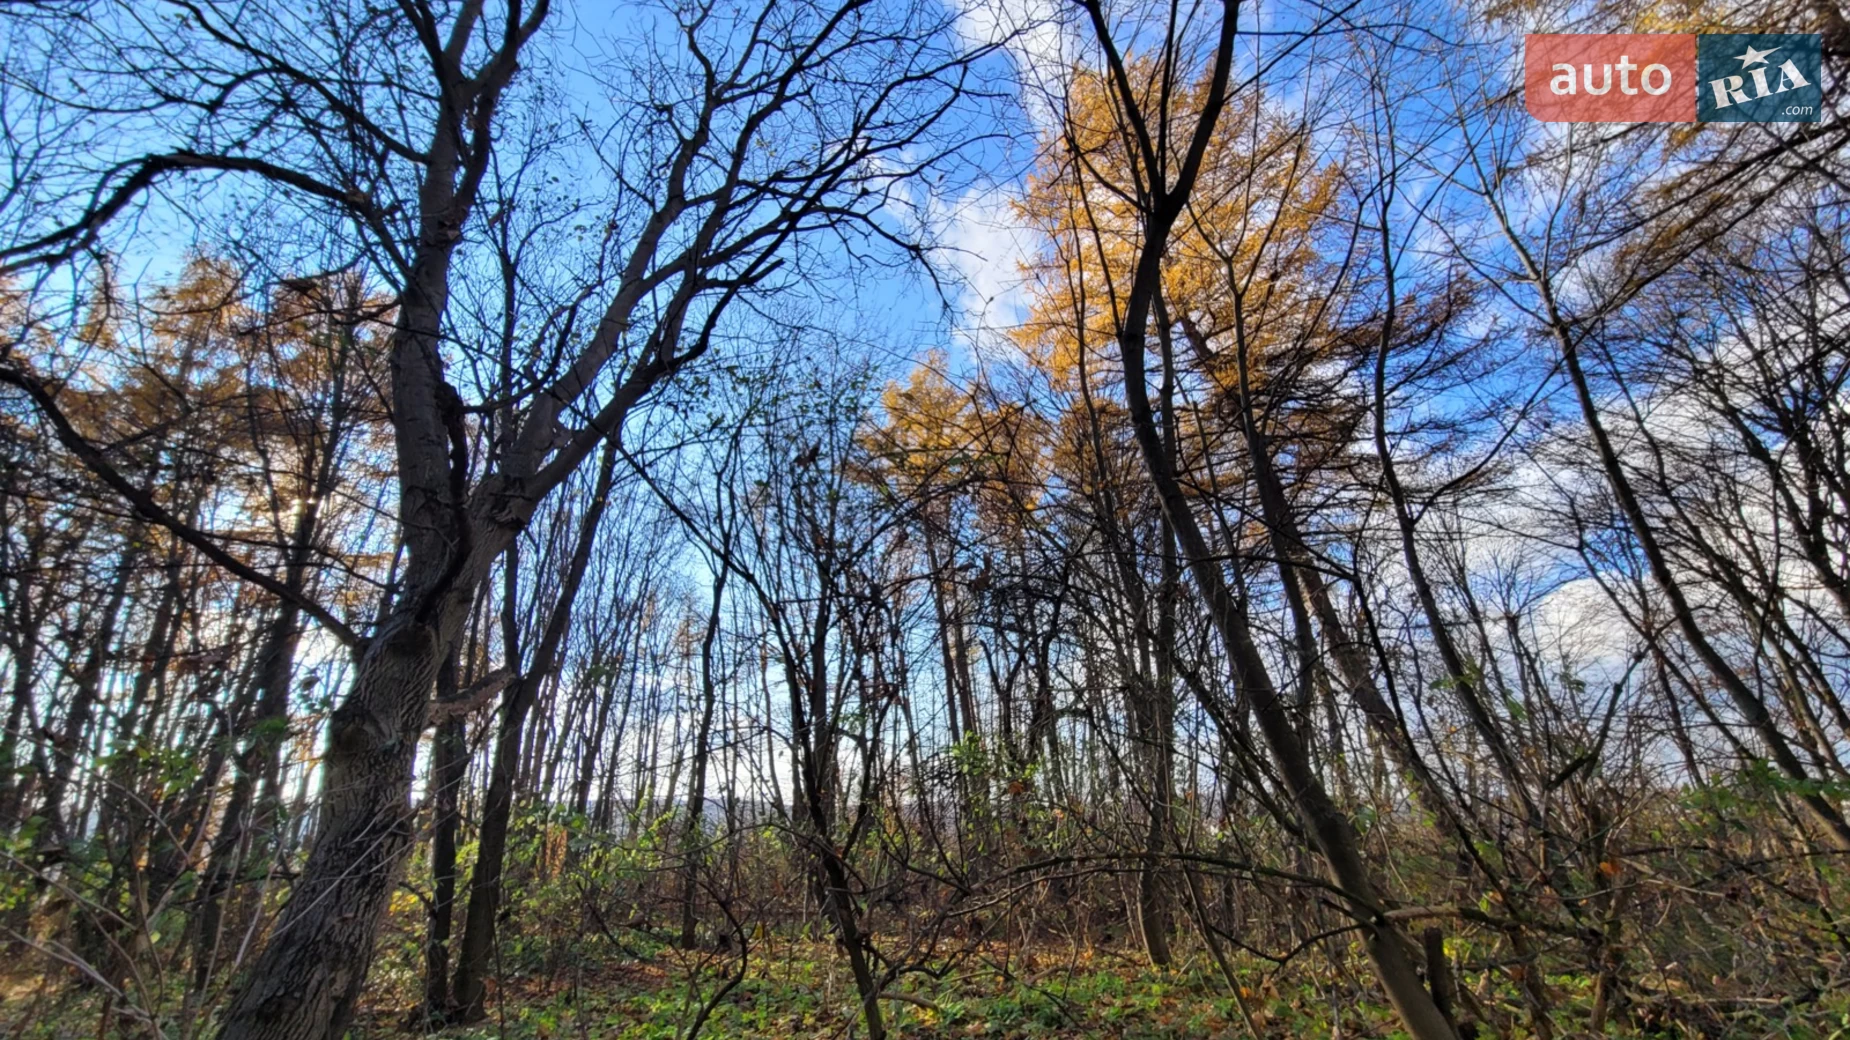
[786,612,887,1040]
[41,544,135,849]
[452,443,619,1021]
[680,567,727,948]
[0,582,47,832]
[1362,211,1536,820]
[1066,15,1459,1024]
[1492,210,1850,850]
[422,657,467,1017]
[192,483,324,1003]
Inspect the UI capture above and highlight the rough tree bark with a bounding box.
[215,9,550,1034]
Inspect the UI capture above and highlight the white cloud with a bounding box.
[950,0,1073,130]
[932,179,1038,347]
[1530,576,1636,684]
[952,0,1069,77]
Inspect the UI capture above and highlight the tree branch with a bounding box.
[0,361,365,649]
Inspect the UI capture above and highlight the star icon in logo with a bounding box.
[1734,43,1778,67]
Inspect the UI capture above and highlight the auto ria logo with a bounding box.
[1525,33,1821,122]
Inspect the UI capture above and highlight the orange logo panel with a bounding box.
[1525,34,1696,122]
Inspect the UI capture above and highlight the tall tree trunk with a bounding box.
[105,547,183,836]
[213,11,547,1032]
[0,583,46,832]
[784,591,887,1040]
[1063,10,1459,1025]
[92,547,186,990]
[1493,212,1850,851]
[41,544,135,849]
[192,479,324,1002]
[186,647,263,1006]
[452,443,619,1021]
[926,527,965,747]
[680,567,727,948]
[1362,212,1537,822]
[422,657,467,1017]
[1137,351,1182,971]
[572,655,618,819]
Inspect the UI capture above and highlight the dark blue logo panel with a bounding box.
[1696,34,1822,122]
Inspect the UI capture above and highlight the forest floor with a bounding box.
[337,938,1849,1040]
[378,943,1372,1040]
[5,936,1846,1038]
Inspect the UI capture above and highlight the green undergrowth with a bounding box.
[6,935,1845,1038]
[374,940,1850,1040]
